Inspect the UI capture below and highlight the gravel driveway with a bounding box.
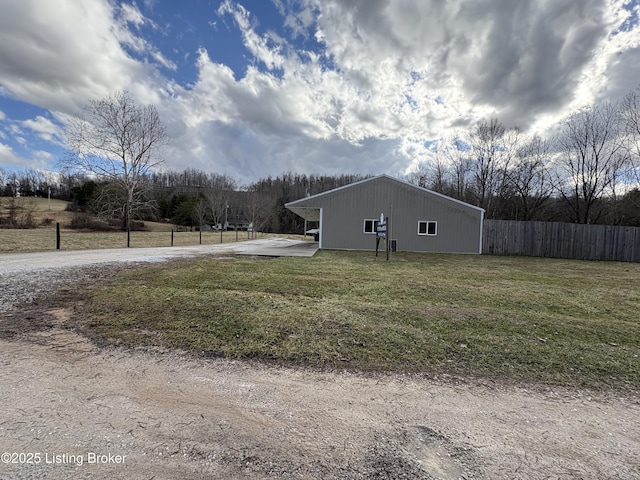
[0,239,304,313]
[0,243,638,479]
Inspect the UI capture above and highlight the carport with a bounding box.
[284,206,322,248]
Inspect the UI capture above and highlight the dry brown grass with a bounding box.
[0,197,72,227]
[0,228,281,253]
[0,196,293,252]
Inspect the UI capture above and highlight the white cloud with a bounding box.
[0,0,168,115]
[20,116,63,144]
[8,124,23,136]
[0,142,27,167]
[1,0,640,183]
[33,150,54,161]
[217,1,286,71]
[302,0,640,134]
[120,2,146,28]
[152,0,640,181]
[115,2,176,71]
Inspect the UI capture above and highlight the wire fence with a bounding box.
[0,226,270,254]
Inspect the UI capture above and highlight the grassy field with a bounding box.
[0,228,270,252]
[68,251,640,390]
[0,196,69,211]
[0,197,71,227]
[0,196,275,252]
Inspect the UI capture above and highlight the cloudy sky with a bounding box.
[1,0,639,185]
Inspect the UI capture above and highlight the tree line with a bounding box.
[409,89,640,226]
[4,159,639,232]
[0,165,366,233]
[2,88,640,231]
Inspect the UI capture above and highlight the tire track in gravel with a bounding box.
[1,245,638,479]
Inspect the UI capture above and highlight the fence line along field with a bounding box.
[0,229,268,253]
[0,197,271,253]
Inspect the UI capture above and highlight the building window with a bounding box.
[364,219,379,234]
[418,221,437,236]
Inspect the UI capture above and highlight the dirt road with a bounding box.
[1,243,638,479]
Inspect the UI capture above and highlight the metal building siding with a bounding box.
[286,175,484,253]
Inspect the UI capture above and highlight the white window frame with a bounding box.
[363,219,379,234]
[417,220,437,236]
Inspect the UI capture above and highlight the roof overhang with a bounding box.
[286,206,320,221]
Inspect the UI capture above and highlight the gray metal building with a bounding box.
[285,174,485,254]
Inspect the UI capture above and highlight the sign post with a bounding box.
[375,212,389,261]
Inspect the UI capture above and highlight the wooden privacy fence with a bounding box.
[483,220,640,263]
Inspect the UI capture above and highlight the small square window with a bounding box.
[364,219,379,234]
[418,221,437,236]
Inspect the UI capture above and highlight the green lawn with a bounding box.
[70,251,640,390]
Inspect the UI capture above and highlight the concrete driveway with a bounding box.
[232,238,318,257]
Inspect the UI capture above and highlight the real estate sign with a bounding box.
[377,212,386,237]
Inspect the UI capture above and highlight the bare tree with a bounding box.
[506,135,553,220]
[14,168,46,196]
[193,197,210,229]
[203,189,228,229]
[91,182,127,219]
[63,91,167,243]
[434,135,473,201]
[202,175,236,229]
[467,118,522,217]
[554,102,629,224]
[244,187,271,238]
[5,171,19,197]
[621,86,640,186]
[407,154,448,193]
[619,86,640,220]
[470,118,504,215]
[0,168,8,200]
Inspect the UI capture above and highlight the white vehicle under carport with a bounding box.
[305,228,320,241]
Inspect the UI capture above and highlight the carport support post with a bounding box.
[199,230,202,245]
[171,230,174,246]
[56,222,60,250]
[127,228,130,248]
